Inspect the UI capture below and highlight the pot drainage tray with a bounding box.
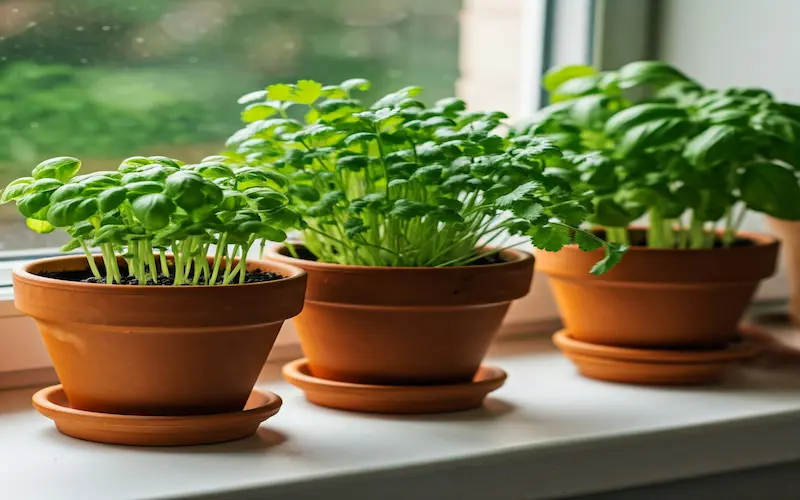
[33,385,282,446]
[553,329,759,385]
[283,358,506,414]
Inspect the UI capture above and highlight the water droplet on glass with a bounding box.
[76,26,85,32]
[26,21,38,29]
[135,37,145,44]
[102,26,112,31]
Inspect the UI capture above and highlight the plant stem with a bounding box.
[159,249,170,277]
[689,211,706,249]
[79,241,102,279]
[209,233,227,286]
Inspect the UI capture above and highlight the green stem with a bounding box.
[160,249,170,278]
[689,211,706,249]
[209,233,227,286]
[80,241,102,279]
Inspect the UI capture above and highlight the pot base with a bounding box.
[33,385,282,446]
[282,358,506,414]
[553,329,759,385]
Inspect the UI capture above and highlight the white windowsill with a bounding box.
[2,317,800,500]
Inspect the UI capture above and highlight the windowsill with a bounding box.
[2,310,800,500]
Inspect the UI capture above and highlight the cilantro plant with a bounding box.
[1,155,298,285]
[516,60,800,248]
[223,79,627,274]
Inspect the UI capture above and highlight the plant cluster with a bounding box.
[1,155,298,285]
[514,60,800,248]
[222,79,626,272]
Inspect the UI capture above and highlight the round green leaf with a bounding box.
[32,157,81,182]
[131,193,177,230]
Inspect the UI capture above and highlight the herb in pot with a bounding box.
[223,79,626,274]
[1,155,300,285]
[516,60,800,248]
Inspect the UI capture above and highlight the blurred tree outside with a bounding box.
[0,0,461,249]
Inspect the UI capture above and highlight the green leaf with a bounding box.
[344,132,377,146]
[26,178,63,195]
[47,198,94,227]
[266,83,294,101]
[237,89,267,104]
[131,193,176,230]
[495,181,541,208]
[32,157,81,182]
[617,61,690,89]
[17,192,52,218]
[98,187,128,212]
[515,202,544,222]
[1,177,34,204]
[26,218,55,234]
[336,155,369,171]
[575,231,603,251]
[590,243,628,275]
[294,80,323,104]
[60,239,82,252]
[529,223,573,252]
[617,118,689,157]
[604,103,687,136]
[242,103,278,123]
[124,181,164,198]
[341,78,371,92]
[552,75,604,102]
[387,199,434,220]
[288,185,321,202]
[543,65,598,101]
[551,201,589,226]
[740,162,800,219]
[683,124,738,168]
[570,95,610,129]
[752,112,797,143]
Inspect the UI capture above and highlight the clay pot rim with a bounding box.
[553,329,759,363]
[13,254,307,293]
[267,243,533,273]
[565,228,778,255]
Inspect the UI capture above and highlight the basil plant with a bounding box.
[1,155,298,285]
[223,79,627,274]
[515,60,800,248]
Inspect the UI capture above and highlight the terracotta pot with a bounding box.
[13,255,306,416]
[267,245,534,385]
[536,230,779,348]
[766,217,800,324]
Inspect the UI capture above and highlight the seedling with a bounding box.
[518,60,800,248]
[1,155,299,285]
[224,79,626,274]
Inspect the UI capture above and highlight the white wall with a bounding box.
[654,0,795,299]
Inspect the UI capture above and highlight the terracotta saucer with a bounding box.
[33,385,282,446]
[282,359,506,414]
[553,329,759,385]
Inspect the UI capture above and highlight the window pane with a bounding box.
[0,0,462,250]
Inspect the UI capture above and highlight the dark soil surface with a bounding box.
[593,230,755,248]
[36,268,284,285]
[284,245,507,266]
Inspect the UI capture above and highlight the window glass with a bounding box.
[0,0,460,250]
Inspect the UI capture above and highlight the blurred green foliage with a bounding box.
[0,0,460,186]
